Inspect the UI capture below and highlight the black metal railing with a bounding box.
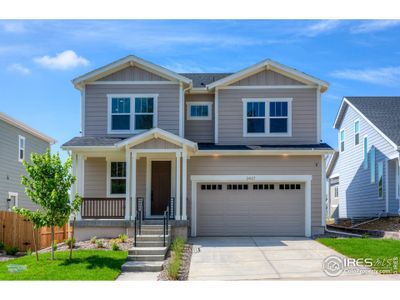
[134,205,143,247]
[163,206,170,247]
[168,197,175,219]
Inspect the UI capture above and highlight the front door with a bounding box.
[151,161,171,215]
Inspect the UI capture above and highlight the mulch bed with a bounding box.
[39,238,134,253]
[355,217,400,232]
[158,244,193,281]
[0,250,16,262]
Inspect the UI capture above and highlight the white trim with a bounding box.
[354,119,360,147]
[175,152,181,220]
[0,112,56,144]
[334,98,398,149]
[242,98,292,137]
[107,160,127,198]
[8,192,18,209]
[329,173,340,179]
[88,81,179,85]
[363,135,369,170]
[190,174,312,237]
[385,159,389,212]
[131,152,137,220]
[339,129,345,153]
[125,150,131,220]
[186,101,213,121]
[321,155,326,226]
[316,87,321,143]
[179,83,184,137]
[107,94,158,135]
[396,158,400,201]
[189,87,212,94]
[214,88,219,144]
[181,151,188,221]
[18,135,25,162]
[218,85,317,90]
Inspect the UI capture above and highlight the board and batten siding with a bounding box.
[96,66,168,82]
[84,84,180,137]
[0,120,49,211]
[187,155,324,235]
[184,94,214,143]
[131,138,179,149]
[218,88,318,145]
[331,105,398,218]
[230,69,305,86]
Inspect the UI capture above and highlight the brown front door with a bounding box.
[151,161,171,215]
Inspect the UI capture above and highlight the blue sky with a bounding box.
[1,20,400,160]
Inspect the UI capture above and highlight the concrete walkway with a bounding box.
[116,271,159,281]
[188,237,398,280]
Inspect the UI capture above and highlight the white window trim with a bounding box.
[363,135,368,170]
[107,160,127,197]
[354,119,360,146]
[339,129,345,153]
[242,98,292,137]
[370,146,376,184]
[334,185,339,198]
[377,161,384,199]
[396,160,400,200]
[18,135,25,162]
[8,192,18,209]
[186,101,213,121]
[107,94,158,134]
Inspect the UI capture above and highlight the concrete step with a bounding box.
[135,240,170,247]
[121,261,164,272]
[136,234,170,242]
[129,246,168,256]
[127,254,165,262]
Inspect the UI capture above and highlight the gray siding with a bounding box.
[97,66,168,82]
[230,69,304,86]
[187,155,323,235]
[85,84,180,136]
[388,159,399,214]
[0,120,49,211]
[184,94,214,143]
[218,88,317,145]
[84,157,107,198]
[331,105,398,218]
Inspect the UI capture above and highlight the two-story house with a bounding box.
[0,112,55,211]
[62,55,333,240]
[327,97,400,220]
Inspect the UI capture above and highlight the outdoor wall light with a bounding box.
[6,198,11,211]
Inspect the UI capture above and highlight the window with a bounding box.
[201,184,222,190]
[339,130,345,152]
[363,136,368,170]
[378,161,383,199]
[227,184,248,190]
[18,135,25,162]
[397,163,400,199]
[243,98,292,136]
[334,185,339,198]
[279,184,301,190]
[108,94,157,133]
[110,162,126,195]
[187,102,212,120]
[370,146,376,183]
[354,120,360,145]
[253,184,275,190]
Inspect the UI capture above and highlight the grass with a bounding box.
[318,237,400,274]
[167,237,185,280]
[0,250,127,280]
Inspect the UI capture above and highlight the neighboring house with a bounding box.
[61,55,333,240]
[0,112,56,211]
[327,97,400,220]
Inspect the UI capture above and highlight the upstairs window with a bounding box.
[108,95,157,133]
[18,135,25,162]
[243,98,291,136]
[334,185,339,198]
[363,136,368,169]
[110,162,126,195]
[340,130,345,152]
[354,120,360,145]
[187,102,212,120]
[370,146,376,183]
[378,161,383,199]
[397,163,400,199]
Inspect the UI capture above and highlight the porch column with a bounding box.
[125,150,131,220]
[131,151,137,220]
[175,152,181,220]
[76,153,85,220]
[181,152,188,220]
[71,152,81,220]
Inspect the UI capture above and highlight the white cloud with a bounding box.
[351,20,400,33]
[34,50,89,70]
[1,21,26,33]
[331,66,400,86]
[7,63,31,75]
[300,20,341,37]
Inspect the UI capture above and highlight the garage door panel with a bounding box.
[197,182,305,236]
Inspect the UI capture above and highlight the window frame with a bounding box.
[396,162,400,200]
[354,119,360,146]
[377,161,383,199]
[339,129,345,153]
[186,101,213,121]
[107,94,158,134]
[18,135,25,162]
[242,98,292,137]
[334,185,339,198]
[370,146,376,183]
[363,135,368,170]
[107,161,127,197]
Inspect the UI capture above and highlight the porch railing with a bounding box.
[81,198,125,219]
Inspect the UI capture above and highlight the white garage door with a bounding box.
[197,182,305,236]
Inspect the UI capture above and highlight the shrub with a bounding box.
[65,237,76,249]
[167,237,186,280]
[90,236,97,244]
[0,241,4,250]
[96,239,104,248]
[111,240,120,251]
[118,234,128,243]
[26,248,32,256]
[5,246,19,256]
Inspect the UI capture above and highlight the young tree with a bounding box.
[13,149,81,260]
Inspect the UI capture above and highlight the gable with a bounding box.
[229,69,305,86]
[96,66,169,82]
[131,137,180,149]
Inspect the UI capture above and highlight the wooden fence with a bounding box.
[0,211,70,252]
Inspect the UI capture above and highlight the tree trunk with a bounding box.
[51,226,55,260]
[69,217,75,260]
[32,228,39,261]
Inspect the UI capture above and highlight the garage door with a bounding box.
[197,182,305,236]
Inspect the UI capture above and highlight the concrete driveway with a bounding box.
[188,237,389,280]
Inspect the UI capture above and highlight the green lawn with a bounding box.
[0,250,127,280]
[318,238,400,274]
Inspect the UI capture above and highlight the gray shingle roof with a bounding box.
[346,96,400,146]
[62,136,125,147]
[179,73,233,88]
